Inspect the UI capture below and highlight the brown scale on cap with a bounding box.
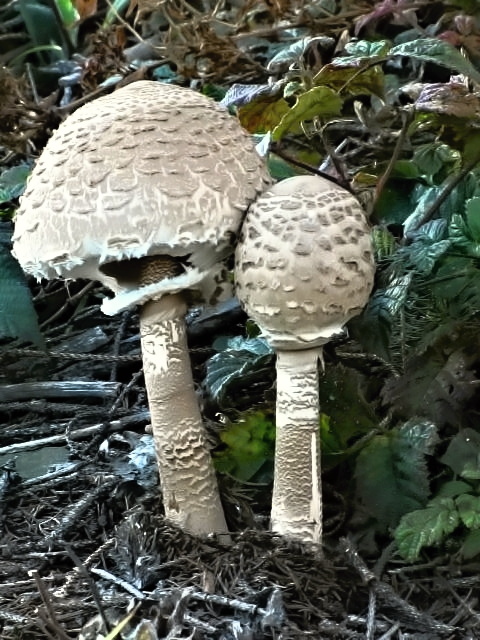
[235,175,375,544]
[13,80,272,537]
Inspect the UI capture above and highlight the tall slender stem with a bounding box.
[139,294,228,536]
[271,348,323,544]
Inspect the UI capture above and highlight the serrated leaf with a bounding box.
[455,494,480,529]
[355,419,437,530]
[351,273,412,359]
[395,497,460,562]
[460,529,480,560]
[0,237,44,348]
[412,143,461,185]
[272,87,343,141]
[399,238,452,275]
[389,38,480,83]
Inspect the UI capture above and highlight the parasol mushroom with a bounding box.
[13,80,272,536]
[234,175,375,543]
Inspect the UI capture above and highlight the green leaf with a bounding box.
[214,411,275,482]
[355,419,437,530]
[0,164,31,204]
[238,96,290,134]
[313,63,385,98]
[455,494,480,529]
[465,198,480,242]
[395,497,460,562]
[205,336,273,403]
[389,38,480,83]
[0,237,44,348]
[272,86,343,141]
[437,480,473,499]
[351,273,412,359]
[268,36,335,70]
[412,143,461,185]
[440,429,480,479]
[460,529,480,560]
[344,39,391,58]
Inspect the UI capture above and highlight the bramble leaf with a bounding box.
[355,419,437,530]
[395,497,460,562]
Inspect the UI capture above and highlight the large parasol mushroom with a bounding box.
[13,80,272,536]
[234,175,375,543]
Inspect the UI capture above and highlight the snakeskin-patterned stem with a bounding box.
[140,293,228,535]
[272,349,323,543]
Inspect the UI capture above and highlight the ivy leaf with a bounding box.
[355,419,437,531]
[0,231,44,348]
[455,494,480,529]
[395,497,460,562]
[272,87,343,141]
[204,336,273,404]
[389,38,480,83]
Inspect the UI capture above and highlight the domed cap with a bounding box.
[13,81,272,314]
[235,175,375,350]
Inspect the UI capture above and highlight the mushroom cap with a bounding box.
[234,175,375,350]
[13,81,272,314]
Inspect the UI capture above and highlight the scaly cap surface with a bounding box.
[235,175,375,349]
[13,81,272,314]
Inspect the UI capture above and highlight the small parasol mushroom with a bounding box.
[13,80,272,536]
[234,175,375,544]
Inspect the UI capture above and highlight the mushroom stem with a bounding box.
[271,347,323,544]
[139,293,228,536]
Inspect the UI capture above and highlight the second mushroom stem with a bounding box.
[271,347,323,544]
[139,293,228,536]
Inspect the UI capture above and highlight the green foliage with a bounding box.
[214,411,275,482]
[0,232,44,348]
[272,87,343,141]
[395,429,480,561]
[204,336,273,405]
[395,497,460,563]
[355,420,438,532]
[0,164,31,210]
